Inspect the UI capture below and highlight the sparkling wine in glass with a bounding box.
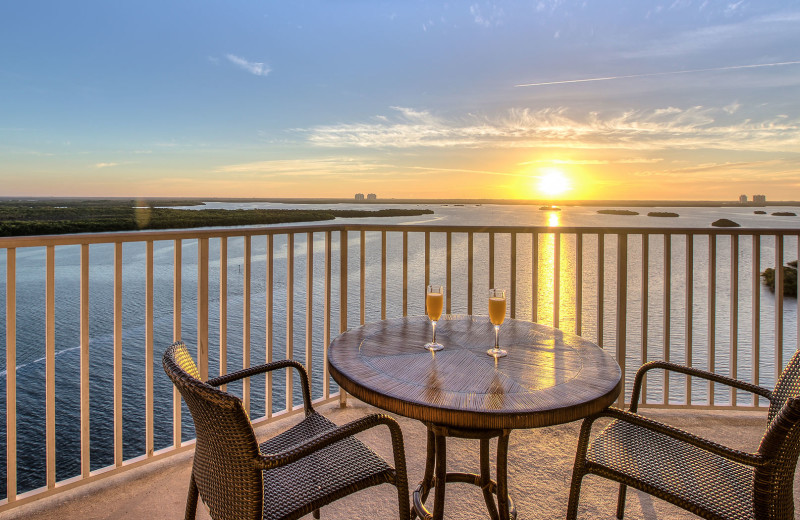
[487,288,507,357]
[424,285,444,351]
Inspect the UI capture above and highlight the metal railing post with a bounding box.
[753,235,761,405]
[775,235,784,380]
[243,236,251,414]
[286,233,294,412]
[266,234,274,416]
[173,240,182,447]
[731,235,739,406]
[80,244,90,475]
[640,234,649,404]
[197,238,209,381]
[616,234,628,406]
[145,241,154,456]
[339,230,348,407]
[708,235,716,405]
[113,243,122,469]
[219,238,228,390]
[6,248,17,502]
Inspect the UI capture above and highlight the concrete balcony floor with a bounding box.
[4,400,796,520]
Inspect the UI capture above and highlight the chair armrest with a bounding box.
[629,361,772,412]
[207,359,313,413]
[254,413,409,484]
[584,407,767,468]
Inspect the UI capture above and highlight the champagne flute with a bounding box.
[424,285,444,351]
[487,288,507,357]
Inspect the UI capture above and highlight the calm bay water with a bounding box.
[1,203,798,495]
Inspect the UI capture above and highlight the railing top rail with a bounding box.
[0,222,798,249]
[339,224,800,236]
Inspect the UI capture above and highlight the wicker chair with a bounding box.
[163,341,411,520]
[567,349,800,520]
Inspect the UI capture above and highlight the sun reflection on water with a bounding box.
[535,229,576,331]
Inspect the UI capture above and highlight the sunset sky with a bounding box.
[2,1,799,200]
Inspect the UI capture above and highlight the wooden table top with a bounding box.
[328,315,622,430]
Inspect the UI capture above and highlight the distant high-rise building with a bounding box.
[367,193,377,200]
[739,194,748,203]
[753,194,767,203]
[355,193,365,201]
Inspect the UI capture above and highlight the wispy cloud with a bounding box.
[216,157,396,178]
[470,3,504,27]
[226,54,271,77]
[622,10,800,59]
[632,159,798,180]
[724,0,746,16]
[518,157,665,166]
[515,60,800,87]
[95,162,119,168]
[535,0,566,14]
[304,105,800,153]
[406,165,524,178]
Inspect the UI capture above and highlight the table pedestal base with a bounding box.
[412,424,517,520]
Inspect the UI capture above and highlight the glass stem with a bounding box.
[494,325,499,349]
[432,321,437,344]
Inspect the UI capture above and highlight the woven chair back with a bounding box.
[768,349,800,424]
[754,396,800,519]
[755,348,800,519]
[164,342,263,520]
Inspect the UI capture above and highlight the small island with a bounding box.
[754,210,767,215]
[772,212,797,216]
[762,260,798,297]
[647,211,679,218]
[597,209,639,216]
[539,206,561,211]
[711,218,740,227]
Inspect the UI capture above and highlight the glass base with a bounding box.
[486,348,507,358]
[424,342,444,352]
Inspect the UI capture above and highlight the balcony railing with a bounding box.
[0,222,798,512]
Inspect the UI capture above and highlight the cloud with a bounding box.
[518,157,665,166]
[515,61,800,88]
[216,157,398,178]
[621,10,800,59]
[470,3,503,27]
[723,101,741,114]
[95,162,119,168]
[632,159,795,179]
[535,0,565,14]
[724,1,746,16]
[304,104,800,153]
[226,54,271,77]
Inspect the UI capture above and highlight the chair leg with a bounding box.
[396,477,411,520]
[566,470,585,520]
[313,508,321,519]
[185,473,199,520]
[616,484,627,519]
[567,417,596,520]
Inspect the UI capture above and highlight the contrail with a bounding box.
[515,60,800,88]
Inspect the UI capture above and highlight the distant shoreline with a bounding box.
[0,200,434,237]
[216,198,798,207]
[2,196,799,208]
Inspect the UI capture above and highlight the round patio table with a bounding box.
[328,315,622,520]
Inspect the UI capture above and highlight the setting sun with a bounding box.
[537,168,571,197]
